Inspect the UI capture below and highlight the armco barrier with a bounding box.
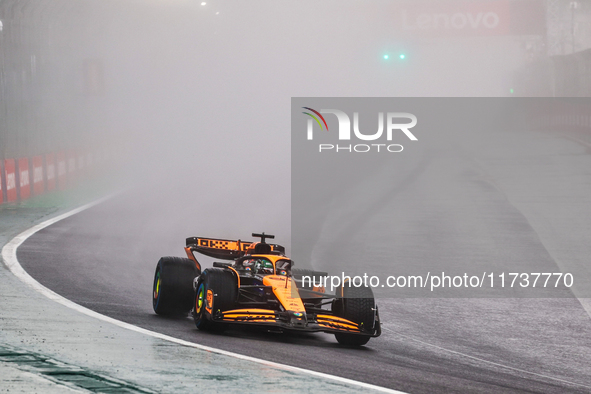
[46,153,56,192]
[32,156,45,196]
[4,159,17,202]
[18,158,31,200]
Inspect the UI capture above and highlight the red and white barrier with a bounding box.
[67,150,77,185]
[18,157,31,200]
[0,145,108,203]
[57,151,67,190]
[0,164,3,204]
[4,159,17,202]
[45,153,56,192]
[32,155,45,196]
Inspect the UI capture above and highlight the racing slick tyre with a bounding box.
[153,257,200,316]
[193,268,237,332]
[332,284,375,346]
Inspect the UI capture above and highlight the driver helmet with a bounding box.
[255,259,274,274]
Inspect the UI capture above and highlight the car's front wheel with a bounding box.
[153,256,199,316]
[332,284,376,346]
[192,268,237,332]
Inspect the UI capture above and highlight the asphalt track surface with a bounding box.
[17,130,591,393]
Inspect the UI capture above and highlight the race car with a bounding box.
[152,232,381,346]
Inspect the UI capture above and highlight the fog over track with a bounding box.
[17,129,591,393]
[4,1,590,392]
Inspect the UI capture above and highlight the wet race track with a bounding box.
[18,129,591,393]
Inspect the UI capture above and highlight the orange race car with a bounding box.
[152,233,381,346]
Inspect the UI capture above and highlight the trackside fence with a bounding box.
[526,100,591,144]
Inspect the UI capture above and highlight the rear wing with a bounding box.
[186,236,285,260]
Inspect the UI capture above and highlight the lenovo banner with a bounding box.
[395,0,545,38]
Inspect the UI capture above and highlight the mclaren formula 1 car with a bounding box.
[152,233,381,346]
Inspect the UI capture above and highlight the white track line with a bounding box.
[382,327,591,390]
[1,197,404,394]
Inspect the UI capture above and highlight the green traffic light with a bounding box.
[510,88,514,94]
[399,53,406,60]
[383,54,389,60]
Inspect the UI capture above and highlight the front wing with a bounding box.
[211,307,381,337]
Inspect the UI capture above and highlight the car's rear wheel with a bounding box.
[332,284,375,346]
[153,256,200,316]
[192,268,237,332]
